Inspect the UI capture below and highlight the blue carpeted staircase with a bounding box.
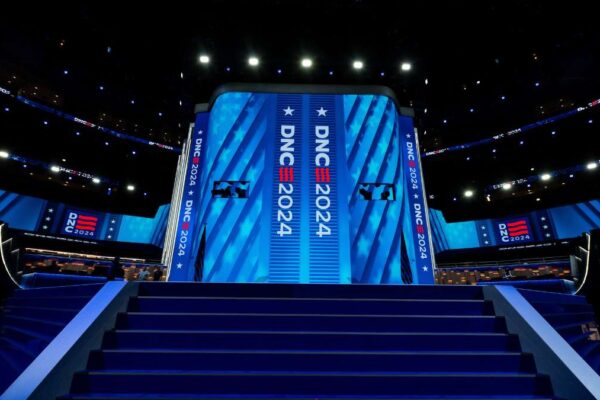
[60,283,555,399]
[520,288,600,373]
[0,283,103,393]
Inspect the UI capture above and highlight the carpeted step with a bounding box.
[115,312,507,333]
[128,296,494,316]
[68,371,553,397]
[102,330,521,352]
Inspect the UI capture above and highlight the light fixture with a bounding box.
[50,165,60,173]
[248,56,259,67]
[464,189,474,198]
[502,183,512,190]
[540,173,552,181]
[92,177,101,184]
[352,60,364,70]
[400,62,412,71]
[587,162,598,170]
[126,184,135,191]
[199,54,210,64]
[301,58,313,68]
[536,198,541,202]
[0,151,9,158]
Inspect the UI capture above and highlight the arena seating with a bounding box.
[0,283,103,393]
[520,289,600,373]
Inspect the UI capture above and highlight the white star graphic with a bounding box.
[413,194,419,199]
[45,217,51,221]
[481,226,486,230]
[540,217,546,221]
[107,235,112,239]
[422,266,428,271]
[483,233,487,237]
[176,263,183,269]
[543,225,548,229]
[316,107,328,116]
[48,208,54,213]
[484,240,489,244]
[283,106,294,116]
[406,134,411,138]
[111,219,116,224]
[42,225,48,229]
[109,227,113,231]
[188,190,194,196]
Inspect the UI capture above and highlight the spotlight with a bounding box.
[301,58,313,68]
[352,60,364,70]
[92,177,101,184]
[463,190,474,198]
[126,184,135,191]
[540,173,552,181]
[502,183,512,190]
[50,165,60,173]
[587,162,598,170]
[199,54,210,64]
[0,151,9,158]
[248,56,259,67]
[400,62,412,71]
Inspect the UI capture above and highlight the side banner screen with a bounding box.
[165,89,434,284]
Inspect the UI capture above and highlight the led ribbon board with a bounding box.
[165,87,435,284]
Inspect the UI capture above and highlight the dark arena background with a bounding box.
[1,2,600,399]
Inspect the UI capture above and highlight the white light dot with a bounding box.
[535,82,540,87]
[551,131,556,135]
[92,177,101,184]
[536,198,541,202]
[50,165,60,173]
[63,70,69,75]
[464,190,474,198]
[502,182,512,190]
[540,173,552,181]
[329,71,334,76]
[519,140,524,145]
[501,95,506,100]
[105,142,109,146]
[0,151,9,158]
[3,107,8,112]
[199,54,210,64]
[130,99,135,105]
[126,184,135,191]
[248,56,259,67]
[424,78,429,85]
[476,80,481,85]
[352,60,364,70]
[589,119,593,124]
[400,62,412,71]
[301,58,313,68]
[99,85,104,91]
[75,131,80,136]
[443,119,447,124]
[587,162,598,170]
[43,121,48,125]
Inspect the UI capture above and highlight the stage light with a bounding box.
[352,60,364,70]
[329,71,334,76]
[199,54,210,64]
[501,95,506,100]
[61,158,66,162]
[99,85,104,91]
[535,82,540,87]
[158,112,163,117]
[400,62,412,71]
[75,131,80,136]
[63,70,69,75]
[551,131,556,135]
[502,182,512,190]
[469,108,474,112]
[132,150,136,155]
[380,72,385,77]
[92,177,101,184]
[130,99,135,105]
[463,190,474,198]
[519,140,524,145]
[3,107,8,112]
[126,184,135,191]
[277,69,282,74]
[442,119,447,124]
[43,121,48,125]
[0,151,9,158]
[248,56,259,67]
[589,119,594,124]
[587,162,598,170]
[536,198,541,202]
[301,58,313,68]
[424,78,429,85]
[540,173,552,181]
[50,165,60,173]
[476,80,481,85]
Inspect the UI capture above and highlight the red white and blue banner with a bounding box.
[166,112,208,281]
